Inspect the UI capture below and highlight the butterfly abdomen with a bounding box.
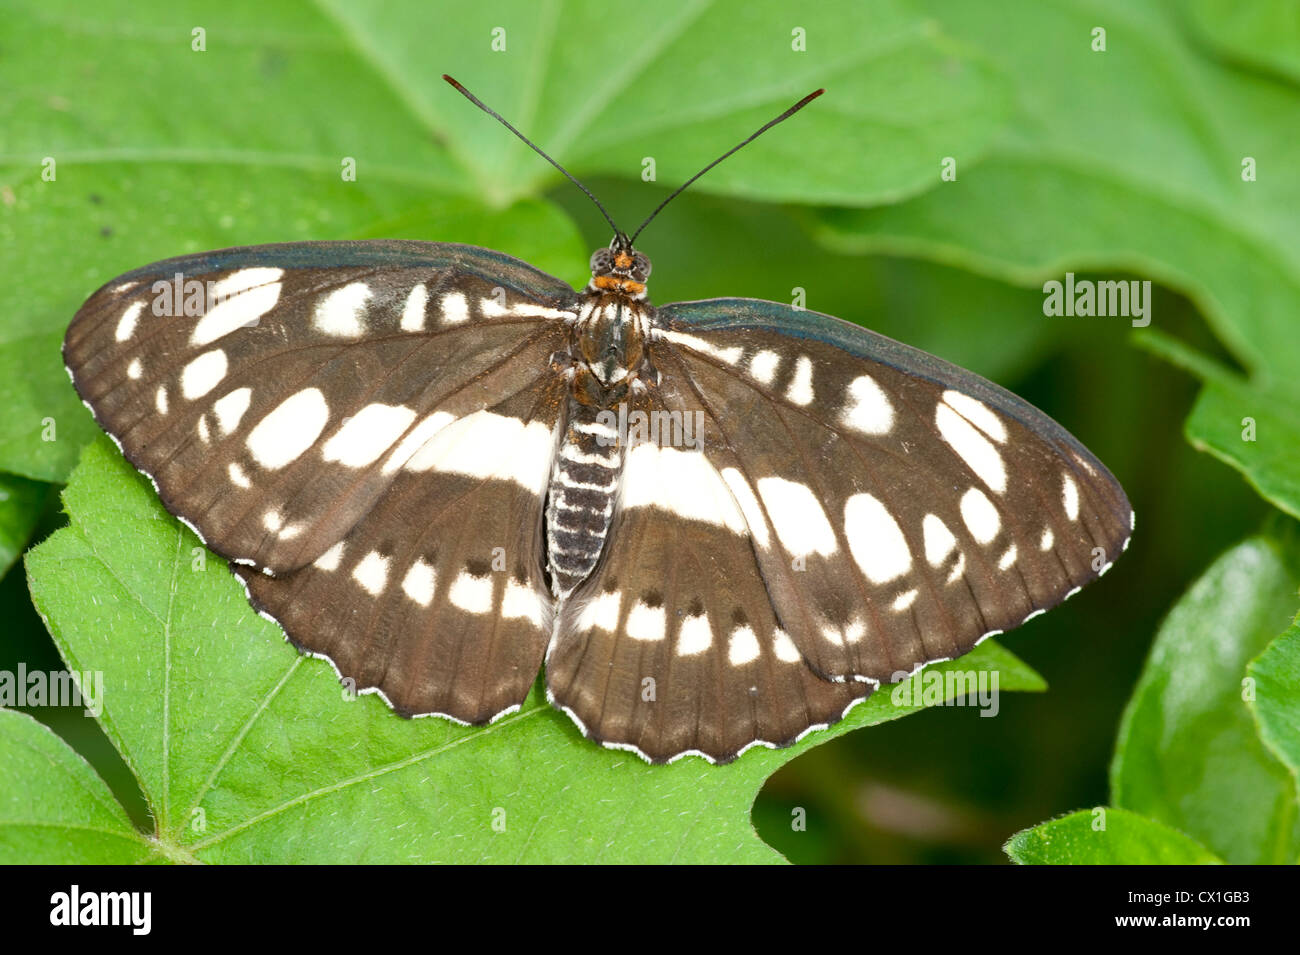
[545,396,623,597]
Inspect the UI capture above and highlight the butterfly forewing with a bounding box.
[64,241,580,573]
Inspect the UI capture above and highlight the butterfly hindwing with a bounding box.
[546,386,870,763]
[648,298,1133,686]
[64,240,580,573]
[238,373,566,723]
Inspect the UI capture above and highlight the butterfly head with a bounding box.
[588,240,651,299]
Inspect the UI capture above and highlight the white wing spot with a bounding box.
[749,350,779,385]
[403,410,555,495]
[936,402,1006,493]
[999,545,1018,570]
[1040,528,1055,551]
[728,626,761,666]
[621,446,748,536]
[322,403,418,468]
[449,572,493,615]
[246,388,330,470]
[213,387,252,435]
[892,589,918,612]
[191,270,283,346]
[946,552,966,584]
[401,558,436,607]
[502,580,544,626]
[314,541,344,571]
[772,629,801,663]
[127,358,143,380]
[578,590,621,632]
[676,613,713,656]
[441,291,469,324]
[400,283,428,332]
[180,348,228,400]
[313,282,372,338]
[844,493,912,583]
[115,301,144,341]
[382,411,457,474]
[786,356,814,405]
[1063,473,1080,520]
[960,487,1000,543]
[228,462,250,488]
[352,551,390,596]
[719,469,770,549]
[757,477,837,556]
[626,601,667,642]
[155,385,169,415]
[941,391,1007,443]
[922,513,957,567]
[841,375,894,435]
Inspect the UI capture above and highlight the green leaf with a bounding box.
[1183,0,1300,85]
[0,473,51,578]
[1005,807,1223,865]
[1110,531,1300,864]
[1134,330,1300,522]
[1249,616,1300,785]
[0,709,161,864]
[813,0,1300,387]
[1,0,1005,483]
[16,438,1044,863]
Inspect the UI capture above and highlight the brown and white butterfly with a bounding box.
[63,83,1131,764]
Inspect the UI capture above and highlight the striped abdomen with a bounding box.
[546,397,622,597]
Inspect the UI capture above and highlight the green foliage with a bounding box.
[9,440,1044,863]
[1009,530,1300,864]
[3,0,1299,864]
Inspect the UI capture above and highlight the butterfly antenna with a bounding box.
[443,75,629,247]
[629,89,824,246]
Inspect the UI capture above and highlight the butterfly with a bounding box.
[63,77,1131,764]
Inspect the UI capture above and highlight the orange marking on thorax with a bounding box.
[592,275,646,295]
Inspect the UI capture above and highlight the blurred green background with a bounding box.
[2,0,1297,863]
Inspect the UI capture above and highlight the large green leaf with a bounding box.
[1005,807,1222,865]
[1110,531,1300,864]
[15,439,1046,863]
[0,0,1005,482]
[812,0,1300,518]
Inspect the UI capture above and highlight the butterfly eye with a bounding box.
[632,252,652,279]
[589,248,613,274]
